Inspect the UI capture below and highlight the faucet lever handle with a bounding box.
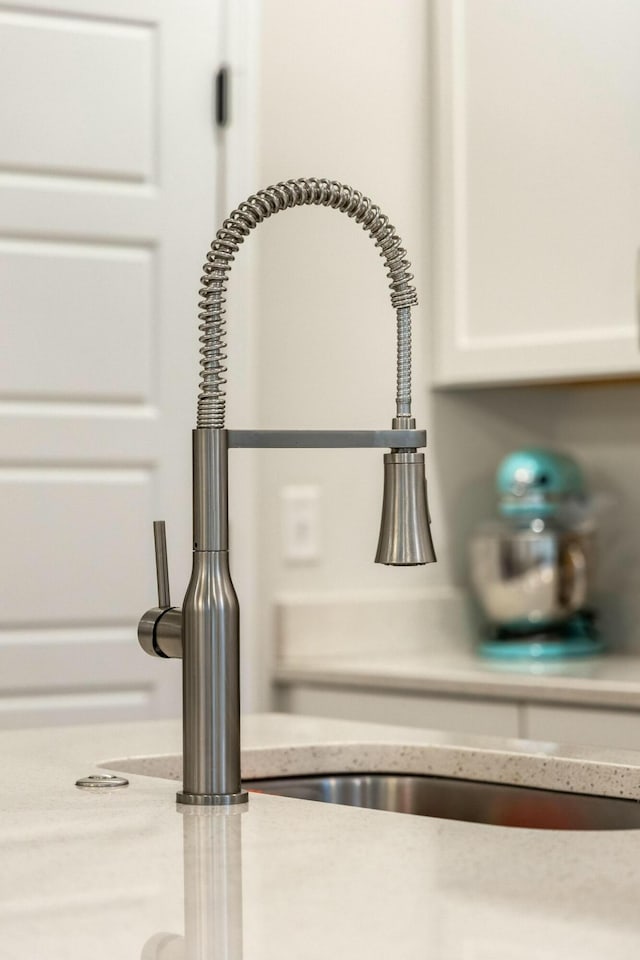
[152,520,171,608]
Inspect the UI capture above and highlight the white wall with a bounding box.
[252,0,447,708]
[254,0,640,701]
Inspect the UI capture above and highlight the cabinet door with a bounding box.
[432,0,640,387]
[524,704,640,752]
[280,684,520,738]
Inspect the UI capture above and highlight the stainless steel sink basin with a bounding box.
[245,774,640,830]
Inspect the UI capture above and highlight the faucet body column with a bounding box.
[138,426,433,806]
[178,429,246,805]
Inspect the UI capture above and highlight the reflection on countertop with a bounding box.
[142,805,244,960]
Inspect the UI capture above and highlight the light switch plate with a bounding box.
[281,485,320,564]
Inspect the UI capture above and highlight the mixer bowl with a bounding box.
[469,524,594,629]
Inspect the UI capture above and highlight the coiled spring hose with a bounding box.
[197,178,418,429]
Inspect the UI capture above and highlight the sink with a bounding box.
[245,773,640,830]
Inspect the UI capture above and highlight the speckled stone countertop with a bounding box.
[275,649,640,708]
[4,713,640,959]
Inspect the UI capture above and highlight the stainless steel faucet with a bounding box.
[138,178,436,807]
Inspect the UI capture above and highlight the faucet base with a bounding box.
[176,790,249,807]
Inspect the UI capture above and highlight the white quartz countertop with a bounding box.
[4,712,640,959]
[276,649,640,708]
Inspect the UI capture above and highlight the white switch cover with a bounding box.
[281,485,320,563]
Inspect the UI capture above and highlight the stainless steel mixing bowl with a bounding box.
[469,523,595,629]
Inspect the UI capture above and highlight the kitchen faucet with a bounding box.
[138,178,436,806]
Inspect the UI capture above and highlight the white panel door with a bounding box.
[0,0,226,727]
[432,0,640,387]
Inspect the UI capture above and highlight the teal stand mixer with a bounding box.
[469,449,604,660]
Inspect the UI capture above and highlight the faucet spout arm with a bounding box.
[227,428,426,449]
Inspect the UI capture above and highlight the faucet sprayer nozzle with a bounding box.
[375,451,436,566]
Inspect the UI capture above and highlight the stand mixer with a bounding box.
[469,449,603,660]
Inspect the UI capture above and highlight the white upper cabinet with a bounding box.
[431,0,640,387]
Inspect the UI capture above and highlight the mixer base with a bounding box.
[479,611,604,660]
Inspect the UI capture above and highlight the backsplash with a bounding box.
[432,381,640,655]
[271,382,640,667]
[275,586,474,661]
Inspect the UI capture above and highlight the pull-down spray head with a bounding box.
[375,409,436,566]
[375,452,436,566]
